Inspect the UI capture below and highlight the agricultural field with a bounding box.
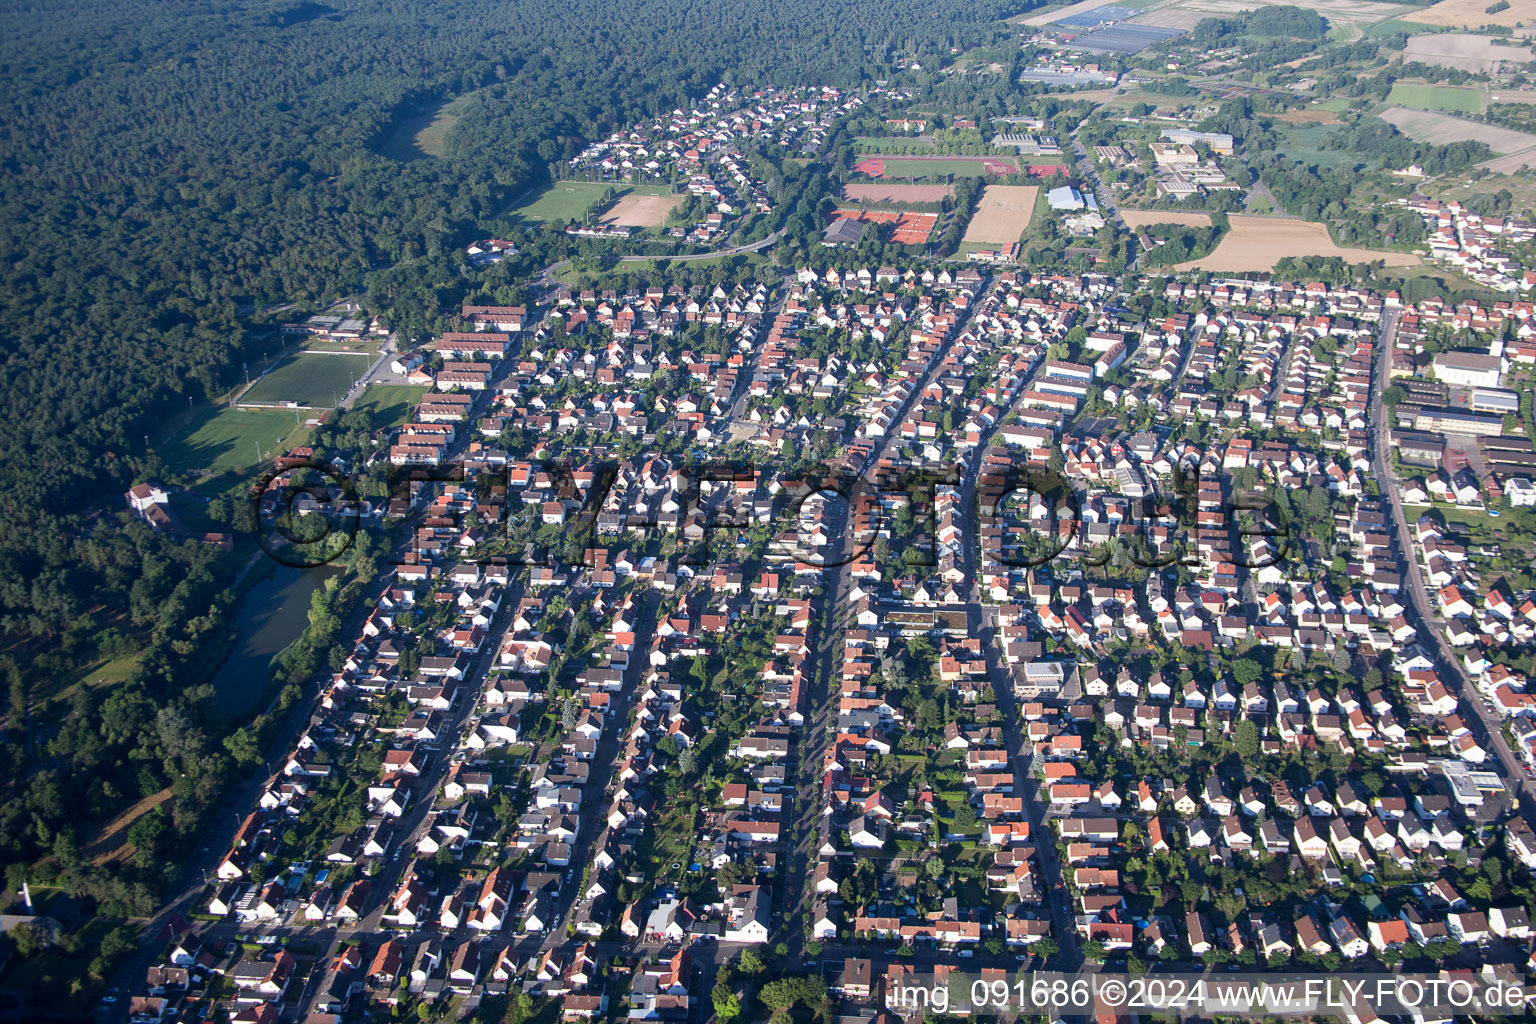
[1402,32,1534,72]
[1386,81,1486,114]
[854,156,1019,177]
[1022,0,1121,25]
[1173,215,1420,271]
[843,183,954,203]
[1380,106,1536,153]
[160,406,309,491]
[240,351,371,408]
[600,192,682,228]
[1127,0,1415,32]
[1478,146,1536,173]
[1402,0,1536,28]
[353,384,428,428]
[1117,209,1213,227]
[961,185,1040,244]
[1071,23,1186,53]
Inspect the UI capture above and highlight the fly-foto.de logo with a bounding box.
[247,455,1292,572]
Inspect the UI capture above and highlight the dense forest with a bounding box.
[0,0,1026,529]
[0,0,1036,979]
[1187,5,1329,46]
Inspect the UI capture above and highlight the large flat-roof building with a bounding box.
[1432,350,1504,388]
[1413,407,1505,437]
[1046,185,1097,211]
[1160,128,1235,154]
[1470,387,1520,416]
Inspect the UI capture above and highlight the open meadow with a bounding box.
[373,90,484,161]
[1173,215,1419,271]
[1386,82,1486,114]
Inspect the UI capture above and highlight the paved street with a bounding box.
[1368,310,1536,822]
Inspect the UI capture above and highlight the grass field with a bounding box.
[240,351,370,408]
[353,384,428,428]
[1274,121,1358,170]
[1274,108,1345,125]
[871,157,1018,177]
[375,90,483,161]
[1364,16,1441,36]
[160,406,308,491]
[506,180,675,225]
[1386,82,1485,114]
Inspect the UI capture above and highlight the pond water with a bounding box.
[209,564,337,714]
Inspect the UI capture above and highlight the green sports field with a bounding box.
[160,406,308,492]
[878,157,1014,177]
[506,180,676,224]
[1386,83,1485,114]
[353,384,428,428]
[241,351,370,408]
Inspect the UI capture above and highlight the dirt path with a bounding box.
[84,788,174,865]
